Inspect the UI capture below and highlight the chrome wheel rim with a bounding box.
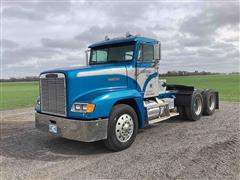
[194,96,202,115]
[209,95,215,111]
[115,114,134,143]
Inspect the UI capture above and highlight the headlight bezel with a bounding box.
[71,103,95,113]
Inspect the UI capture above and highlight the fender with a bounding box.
[68,88,146,128]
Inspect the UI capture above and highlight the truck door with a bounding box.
[136,42,159,98]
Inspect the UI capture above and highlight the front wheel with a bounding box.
[104,104,138,151]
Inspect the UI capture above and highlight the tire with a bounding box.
[185,90,204,121]
[203,90,216,115]
[104,104,138,151]
[177,106,187,119]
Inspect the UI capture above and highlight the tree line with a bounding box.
[0,76,39,82]
[159,71,239,77]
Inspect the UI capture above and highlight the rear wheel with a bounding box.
[185,90,203,121]
[203,90,216,115]
[104,104,138,151]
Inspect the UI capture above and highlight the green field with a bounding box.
[0,74,239,110]
[164,74,240,102]
[0,81,39,110]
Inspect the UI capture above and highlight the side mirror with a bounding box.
[85,49,90,66]
[154,42,161,60]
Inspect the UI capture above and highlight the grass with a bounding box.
[164,74,240,102]
[0,74,239,110]
[0,81,39,111]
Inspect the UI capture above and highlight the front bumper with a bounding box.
[35,112,108,142]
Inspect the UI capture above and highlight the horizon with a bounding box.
[1,71,239,80]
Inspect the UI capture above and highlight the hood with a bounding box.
[41,63,127,76]
[41,64,128,116]
[41,65,94,75]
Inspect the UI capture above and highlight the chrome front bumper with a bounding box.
[35,112,108,142]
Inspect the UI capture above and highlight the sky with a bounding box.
[1,0,239,78]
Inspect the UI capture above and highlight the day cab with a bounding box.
[35,34,219,151]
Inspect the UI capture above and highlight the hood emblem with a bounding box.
[108,77,120,81]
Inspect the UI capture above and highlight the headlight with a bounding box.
[37,99,41,105]
[35,96,41,111]
[71,103,95,113]
[36,96,41,105]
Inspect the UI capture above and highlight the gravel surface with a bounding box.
[1,102,239,180]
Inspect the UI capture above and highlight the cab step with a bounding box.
[148,112,179,125]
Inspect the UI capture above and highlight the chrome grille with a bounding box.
[40,73,66,116]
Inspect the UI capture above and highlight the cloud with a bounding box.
[103,2,150,21]
[1,1,239,78]
[3,46,62,65]
[180,2,239,37]
[3,6,44,21]
[41,38,83,50]
[75,24,157,45]
[1,39,19,49]
[177,35,213,47]
[2,1,71,21]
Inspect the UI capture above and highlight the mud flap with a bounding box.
[167,84,194,107]
[214,91,219,109]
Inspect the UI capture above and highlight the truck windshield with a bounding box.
[89,43,135,65]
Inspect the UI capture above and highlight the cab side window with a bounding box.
[138,44,154,63]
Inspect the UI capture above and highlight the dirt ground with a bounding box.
[1,102,239,180]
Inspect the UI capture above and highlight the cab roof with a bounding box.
[88,36,158,48]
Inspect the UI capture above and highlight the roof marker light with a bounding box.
[105,35,110,40]
[126,32,133,38]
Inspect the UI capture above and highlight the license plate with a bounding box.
[49,124,57,134]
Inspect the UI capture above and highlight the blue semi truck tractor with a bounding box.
[35,34,219,151]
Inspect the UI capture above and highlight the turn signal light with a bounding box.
[86,104,95,113]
